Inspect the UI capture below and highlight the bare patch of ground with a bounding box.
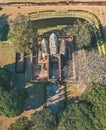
[0,43,15,67]
[66,83,87,101]
[0,109,36,130]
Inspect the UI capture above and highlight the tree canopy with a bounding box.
[57,84,106,130]
[9,14,38,53]
[0,88,27,117]
[8,108,56,130]
[0,67,12,91]
[64,19,95,49]
[7,84,106,129]
[31,108,56,130]
[0,14,9,41]
[80,84,106,129]
[8,117,31,130]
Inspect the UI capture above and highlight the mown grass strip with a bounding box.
[39,10,55,13]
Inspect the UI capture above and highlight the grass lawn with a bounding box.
[0,42,15,68]
[38,25,67,35]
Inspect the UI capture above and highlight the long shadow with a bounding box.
[3,53,31,88]
[0,14,9,41]
[101,25,106,41]
[4,62,26,88]
[24,83,46,110]
[46,83,66,113]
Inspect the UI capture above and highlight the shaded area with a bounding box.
[32,17,83,29]
[4,62,25,88]
[2,63,46,111]
[0,14,9,41]
[3,54,32,88]
[46,83,65,113]
[24,83,45,110]
[15,52,25,73]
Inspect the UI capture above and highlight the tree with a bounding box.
[57,103,98,130]
[31,108,56,130]
[57,84,106,130]
[64,19,95,49]
[0,67,12,91]
[9,14,38,53]
[80,84,106,129]
[0,14,9,41]
[8,117,31,130]
[0,88,27,117]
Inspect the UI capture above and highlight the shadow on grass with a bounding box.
[0,14,9,41]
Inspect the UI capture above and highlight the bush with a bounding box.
[0,67,12,91]
[57,84,106,130]
[0,88,28,117]
[8,117,31,130]
[31,108,56,130]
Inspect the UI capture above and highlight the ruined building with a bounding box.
[32,33,67,81]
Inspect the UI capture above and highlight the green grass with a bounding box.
[39,10,55,13]
[28,12,37,15]
[38,25,66,35]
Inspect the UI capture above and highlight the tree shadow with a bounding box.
[24,83,46,110]
[46,83,66,113]
[0,14,9,41]
[101,25,106,41]
[2,53,31,88]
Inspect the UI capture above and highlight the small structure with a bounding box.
[41,38,48,59]
[60,39,67,55]
[49,33,58,54]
